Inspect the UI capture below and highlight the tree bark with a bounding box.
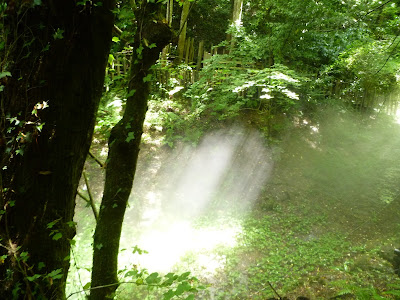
[177,0,190,63]
[229,0,243,54]
[0,1,115,299]
[90,2,172,298]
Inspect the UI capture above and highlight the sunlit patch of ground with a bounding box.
[118,218,242,275]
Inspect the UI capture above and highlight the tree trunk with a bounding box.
[177,0,190,63]
[0,1,115,299]
[90,2,172,298]
[229,0,243,54]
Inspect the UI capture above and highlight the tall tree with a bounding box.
[0,1,115,298]
[177,0,191,62]
[90,1,172,298]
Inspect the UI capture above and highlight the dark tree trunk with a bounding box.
[0,1,115,299]
[90,2,172,298]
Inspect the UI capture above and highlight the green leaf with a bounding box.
[52,232,62,241]
[108,54,115,65]
[83,282,91,289]
[126,89,136,97]
[0,72,11,79]
[38,262,45,270]
[20,252,29,262]
[42,44,50,52]
[27,274,41,282]
[33,0,42,6]
[175,281,192,295]
[145,272,161,284]
[53,28,64,40]
[66,221,77,228]
[36,123,45,132]
[185,295,195,300]
[136,45,144,56]
[96,243,103,250]
[112,36,120,43]
[125,132,135,143]
[124,269,139,278]
[143,74,153,83]
[178,272,191,281]
[163,289,175,300]
[47,268,63,280]
[47,218,61,229]
[15,149,24,156]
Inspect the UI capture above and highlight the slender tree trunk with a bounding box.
[177,0,190,63]
[229,0,243,54]
[90,2,172,298]
[0,1,115,299]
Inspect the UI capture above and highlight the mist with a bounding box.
[67,109,400,299]
[119,126,273,273]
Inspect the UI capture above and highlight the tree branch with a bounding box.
[83,172,99,222]
[88,151,104,168]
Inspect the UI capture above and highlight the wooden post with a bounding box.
[185,37,191,64]
[116,56,120,75]
[189,38,195,63]
[197,40,204,70]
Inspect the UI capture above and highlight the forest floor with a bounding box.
[67,109,400,300]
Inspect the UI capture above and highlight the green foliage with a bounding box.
[211,212,349,299]
[331,281,390,299]
[186,0,231,49]
[117,265,206,299]
[95,93,123,137]
[152,55,308,145]
[2,248,66,299]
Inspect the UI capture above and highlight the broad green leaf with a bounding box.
[47,268,63,279]
[83,282,91,289]
[125,132,135,142]
[52,232,62,241]
[178,271,191,281]
[124,269,139,278]
[162,289,175,300]
[0,72,11,79]
[143,74,153,83]
[175,281,191,295]
[108,54,114,65]
[112,36,120,43]
[15,149,24,156]
[145,272,161,284]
